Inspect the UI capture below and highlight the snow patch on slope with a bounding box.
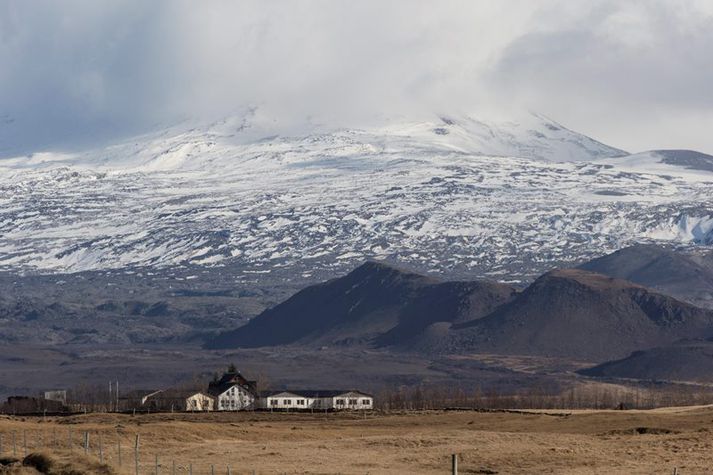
[0,110,710,278]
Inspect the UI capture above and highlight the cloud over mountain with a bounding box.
[1,1,713,155]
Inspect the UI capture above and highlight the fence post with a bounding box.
[135,434,140,475]
[99,432,104,463]
[451,454,458,475]
[0,433,3,455]
[23,430,27,456]
[210,464,215,475]
[68,429,72,451]
[12,431,16,456]
[172,460,176,475]
[118,435,122,467]
[155,454,159,475]
[84,431,89,455]
[52,428,57,448]
[227,465,231,475]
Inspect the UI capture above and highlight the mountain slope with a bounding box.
[206,261,515,349]
[579,340,713,383]
[578,245,713,308]
[0,110,711,283]
[445,269,713,362]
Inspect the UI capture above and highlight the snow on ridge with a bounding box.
[647,214,713,245]
[0,110,710,279]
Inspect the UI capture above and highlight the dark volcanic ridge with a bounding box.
[443,269,713,362]
[206,261,516,349]
[578,244,713,309]
[579,339,713,383]
[207,254,713,364]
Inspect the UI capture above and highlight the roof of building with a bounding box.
[208,381,256,397]
[207,371,257,396]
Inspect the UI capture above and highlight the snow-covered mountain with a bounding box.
[0,111,711,280]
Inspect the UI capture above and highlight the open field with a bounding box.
[2,408,713,474]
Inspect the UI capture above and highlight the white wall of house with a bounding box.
[327,392,373,410]
[260,392,311,410]
[185,392,214,412]
[258,391,373,410]
[216,385,254,411]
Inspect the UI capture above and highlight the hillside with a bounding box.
[445,269,713,362]
[579,340,713,383]
[0,110,711,285]
[578,245,713,308]
[206,261,515,349]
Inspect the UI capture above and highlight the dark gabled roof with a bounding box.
[207,381,256,397]
[207,371,257,396]
[259,390,374,398]
[214,371,252,386]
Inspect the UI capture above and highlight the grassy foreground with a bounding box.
[2,407,712,474]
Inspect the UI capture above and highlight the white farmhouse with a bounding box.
[208,371,257,411]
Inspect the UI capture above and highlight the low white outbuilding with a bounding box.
[259,390,373,411]
[258,391,310,410]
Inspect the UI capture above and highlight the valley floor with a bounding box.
[2,408,713,474]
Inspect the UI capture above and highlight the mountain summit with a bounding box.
[0,110,709,279]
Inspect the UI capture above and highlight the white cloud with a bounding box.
[0,0,711,154]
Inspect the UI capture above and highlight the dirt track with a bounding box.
[2,407,713,474]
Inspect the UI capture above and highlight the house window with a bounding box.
[349,399,358,405]
[284,399,292,405]
[362,399,371,405]
[271,400,278,406]
[297,400,305,405]
[336,399,345,405]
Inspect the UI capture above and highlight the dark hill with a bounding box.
[578,244,713,309]
[374,279,517,347]
[444,269,713,362]
[579,340,713,383]
[654,149,713,172]
[206,261,515,349]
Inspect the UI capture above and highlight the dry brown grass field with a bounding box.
[2,408,713,474]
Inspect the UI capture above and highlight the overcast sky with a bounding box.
[1,0,712,155]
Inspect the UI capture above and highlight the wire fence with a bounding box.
[0,428,257,474]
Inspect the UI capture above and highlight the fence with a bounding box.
[0,428,257,474]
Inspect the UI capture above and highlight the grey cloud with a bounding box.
[0,0,711,155]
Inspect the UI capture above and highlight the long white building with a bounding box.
[258,390,373,411]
